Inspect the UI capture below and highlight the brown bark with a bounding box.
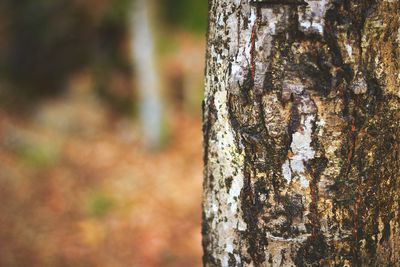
[202,0,400,266]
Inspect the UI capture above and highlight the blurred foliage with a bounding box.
[102,0,132,24]
[160,0,208,32]
[0,0,93,94]
[2,125,61,168]
[0,0,132,100]
[16,142,60,168]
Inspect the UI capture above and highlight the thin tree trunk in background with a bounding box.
[202,0,399,266]
[132,0,163,148]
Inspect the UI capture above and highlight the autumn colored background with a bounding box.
[0,1,206,266]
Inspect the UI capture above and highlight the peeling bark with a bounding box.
[202,0,400,266]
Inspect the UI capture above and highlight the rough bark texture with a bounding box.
[202,0,400,266]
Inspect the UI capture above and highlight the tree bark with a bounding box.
[202,0,400,266]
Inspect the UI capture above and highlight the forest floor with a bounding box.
[0,92,203,267]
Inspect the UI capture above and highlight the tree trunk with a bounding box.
[202,0,400,266]
[131,0,163,148]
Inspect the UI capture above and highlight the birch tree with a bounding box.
[131,0,163,148]
[202,0,400,266]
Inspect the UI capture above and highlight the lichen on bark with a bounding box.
[203,0,400,266]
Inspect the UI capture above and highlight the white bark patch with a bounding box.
[397,27,400,43]
[299,0,330,34]
[283,114,316,188]
[281,77,316,189]
[228,7,256,95]
[345,44,353,59]
[316,118,326,136]
[204,4,251,263]
[253,9,282,92]
[206,89,247,267]
[282,158,292,183]
[229,6,285,95]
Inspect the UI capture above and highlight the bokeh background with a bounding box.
[0,1,207,266]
